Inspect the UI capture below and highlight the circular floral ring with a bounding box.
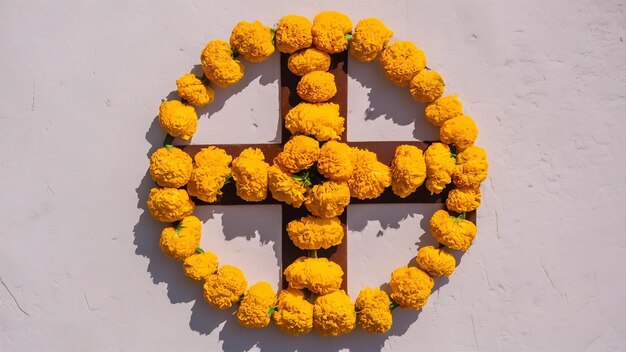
[146,11,488,336]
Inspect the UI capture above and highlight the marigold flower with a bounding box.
[440,115,479,151]
[424,142,456,195]
[147,188,195,222]
[424,95,463,127]
[410,69,445,103]
[355,287,392,334]
[276,15,313,54]
[296,71,337,103]
[230,21,275,63]
[187,164,231,203]
[390,145,426,198]
[200,40,244,87]
[430,209,477,251]
[274,135,320,173]
[313,290,356,336]
[183,250,219,281]
[379,41,426,87]
[446,187,481,213]
[231,148,269,202]
[288,48,331,76]
[176,73,215,107]
[317,141,353,181]
[349,18,393,62]
[273,288,313,335]
[236,282,277,328]
[287,216,344,250]
[158,100,197,140]
[389,266,433,310]
[416,246,456,277]
[348,147,391,199]
[453,146,489,188]
[284,102,345,141]
[284,257,343,295]
[193,146,232,168]
[268,165,307,207]
[311,11,352,54]
[203,265,248,310]
[159,216,202,261]
[305,181,351,218]
[149,147,193,188]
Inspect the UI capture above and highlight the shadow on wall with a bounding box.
[348,57,439,141]
[133,55,449,352]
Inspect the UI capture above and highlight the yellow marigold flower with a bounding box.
[193,146,232,168]
[316,141,352,181]
[424,95,463,127]
[187,164,231,203]
[149,147,193,188]
[348,147,391,200]
[349,18,393,62]
[296,71,337,103]
[176,73,214,107]
[389,266,434,310]
[288,48,331,76]
[203,265,247,310]
[158,100,197,140]
[440,115,479,151]
[276,15,313,54]
[274,135,320,173]
[200,40,244,87]
[159,216,201,261]
[453,146,488,188]
[231,148,269,202]
[355,287,392,334]
[410,70,445,103]
[390,145,426,198]
[313,290,356,336]
[230,21,275,63]
[284,257,343,295]
[416,246,456,277]
[236,282,277,328]
[311,11,352,54]
[273,288,313,336]
[446,187,481,213]
[430,209,477,251]
[287,216,344,250]
[380,41,426,87]
[183,250,219,281]
[305,181,351,218]
[268,165,307,207]
[284,102,345,141]
[424,143,456,195]
[147,188,195,222]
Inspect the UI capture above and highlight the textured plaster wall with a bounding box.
[1,0,625,351]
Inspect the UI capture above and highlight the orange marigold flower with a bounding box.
[390,145,426,198]
[416,246,456,277]
[158,100,197,140]
[231,148,269,202]
[440,115,479,151]
[288,48,331,76]
[236,282,277,328]
[200,40,244,87]
[430,209,477,251]
[355,287,393,334]
[176,73,214,107]
[446,186,481,213]
[304,181,351,218]
[287,216,344,250]
[268,164,307,207]
[317,141,353,181]
[380,41,426,87]
[203,265,247,310]
[453,146,489,188]
[313,290,356,336]
[230,21,275,63]
[159,216,202,261]
[284,257,343,295]
[424,142,456,195]
[284,102,345,141]
[147,188,195,222]
[410,69,445,103]
[296,71,337,103]
[389,266,433,310]
[424,95,463,127]
[311,11,352,54]
[273,288,313,335]
[349,18,393,62]
[276,15,313,54]
[348,147,391,199]
[274,135,320,173]
[149,147,193,188]
[183,250,219,281]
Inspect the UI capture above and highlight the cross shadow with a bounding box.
[347,57,439,141]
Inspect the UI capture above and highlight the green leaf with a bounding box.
[267,306,277,317]
[195,247,204,254]
[345,33,353,42]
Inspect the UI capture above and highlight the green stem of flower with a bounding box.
[163,134,175,148]
[389,300,400,312]
[195,247,204,254]
[308,250,318,258]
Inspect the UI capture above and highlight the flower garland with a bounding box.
[146,11,489,336]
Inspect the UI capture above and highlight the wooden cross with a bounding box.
[181,52,476,291]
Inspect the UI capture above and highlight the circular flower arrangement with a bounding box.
[146,11,489,336]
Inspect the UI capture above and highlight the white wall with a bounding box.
[1,0,625,351]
